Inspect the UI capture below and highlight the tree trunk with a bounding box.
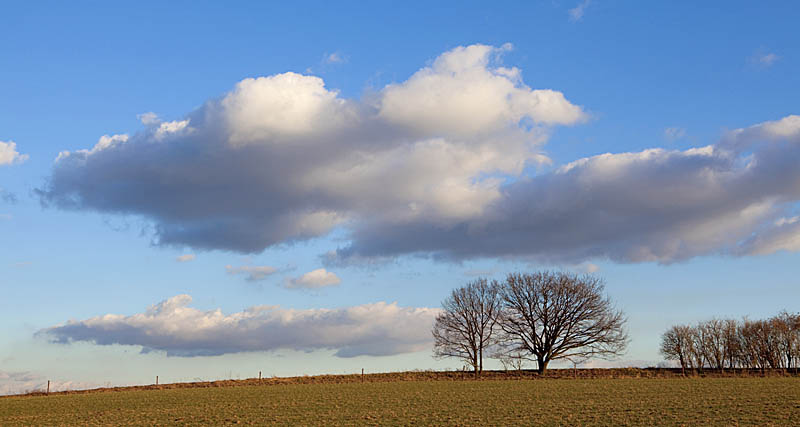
[537,356,549,374]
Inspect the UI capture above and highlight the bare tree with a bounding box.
[760,319,782,369]
[660,324,694,374]
[722,318,740,370]
[773,311,800,370]
[738,318,761,369]
[661,313,800,372]
[498,272,628,374]
[432,278,501,376]
[688,327,706,372]
[698,319,728,371]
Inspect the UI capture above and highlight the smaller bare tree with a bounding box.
[698,319,727,371]
[660,324,694,375]
[722,318,740,370]
[432,278,502,376]
[773,311,800,371]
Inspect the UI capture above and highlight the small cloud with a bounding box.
[137,112,160,126]
[568,0,592,22]
[756,53,780,67]
[0,141,29,166]
[582,262,600,273]
[775,216,799,227]
[564,262,599,274]
[664,127,687,141]
[749,50,780,68]
[323,52,346,65]
[225,265,278,282]
[0,370,97,396]
[286,268,341,289]
[176,254,196,263]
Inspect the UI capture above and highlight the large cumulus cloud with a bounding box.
[335,115,800,263]
[39,295,438,358]
[38,44,582,253]
[36,42,800,264]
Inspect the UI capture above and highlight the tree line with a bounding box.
[432,271,628,375]
[660,313,800,374]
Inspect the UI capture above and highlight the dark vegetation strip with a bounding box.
[4,368,798,399]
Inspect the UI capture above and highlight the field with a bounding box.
[2,372,800,425]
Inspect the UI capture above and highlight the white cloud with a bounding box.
[0,370,96,396]
[176,254,196,262]
[720,114,800,152]
[221,72,357,145]
[568,0,592,22]
[137,112,191,141]
[663,127,686,141]
[0,141,29,166]
[137,111,160,125]
[752,52,780,67]
[56,134,130,163]
[286,268,341,289]
[323,52,346,64]
[155,120,190,141]
[379,44,587,136]
[737,216,800,255]
[38,44,583,254]
[225,265,278,282]
[333,114,800,264]
[41,295,438,358]
[35,44,800,266]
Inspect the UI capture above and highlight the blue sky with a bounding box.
[1,1,799,394]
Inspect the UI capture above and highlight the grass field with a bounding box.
[2,376,799,425]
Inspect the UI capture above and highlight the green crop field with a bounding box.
[2,377,799,425]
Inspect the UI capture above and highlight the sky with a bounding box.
[1,0,799,394]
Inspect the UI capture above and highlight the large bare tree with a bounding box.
[432,278,501,376]
[498,272,628,374]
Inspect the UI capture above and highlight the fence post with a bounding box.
[156,375,159,386]
[361,368,364,382]
[259,371,262,380]
[46,380,50,395]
